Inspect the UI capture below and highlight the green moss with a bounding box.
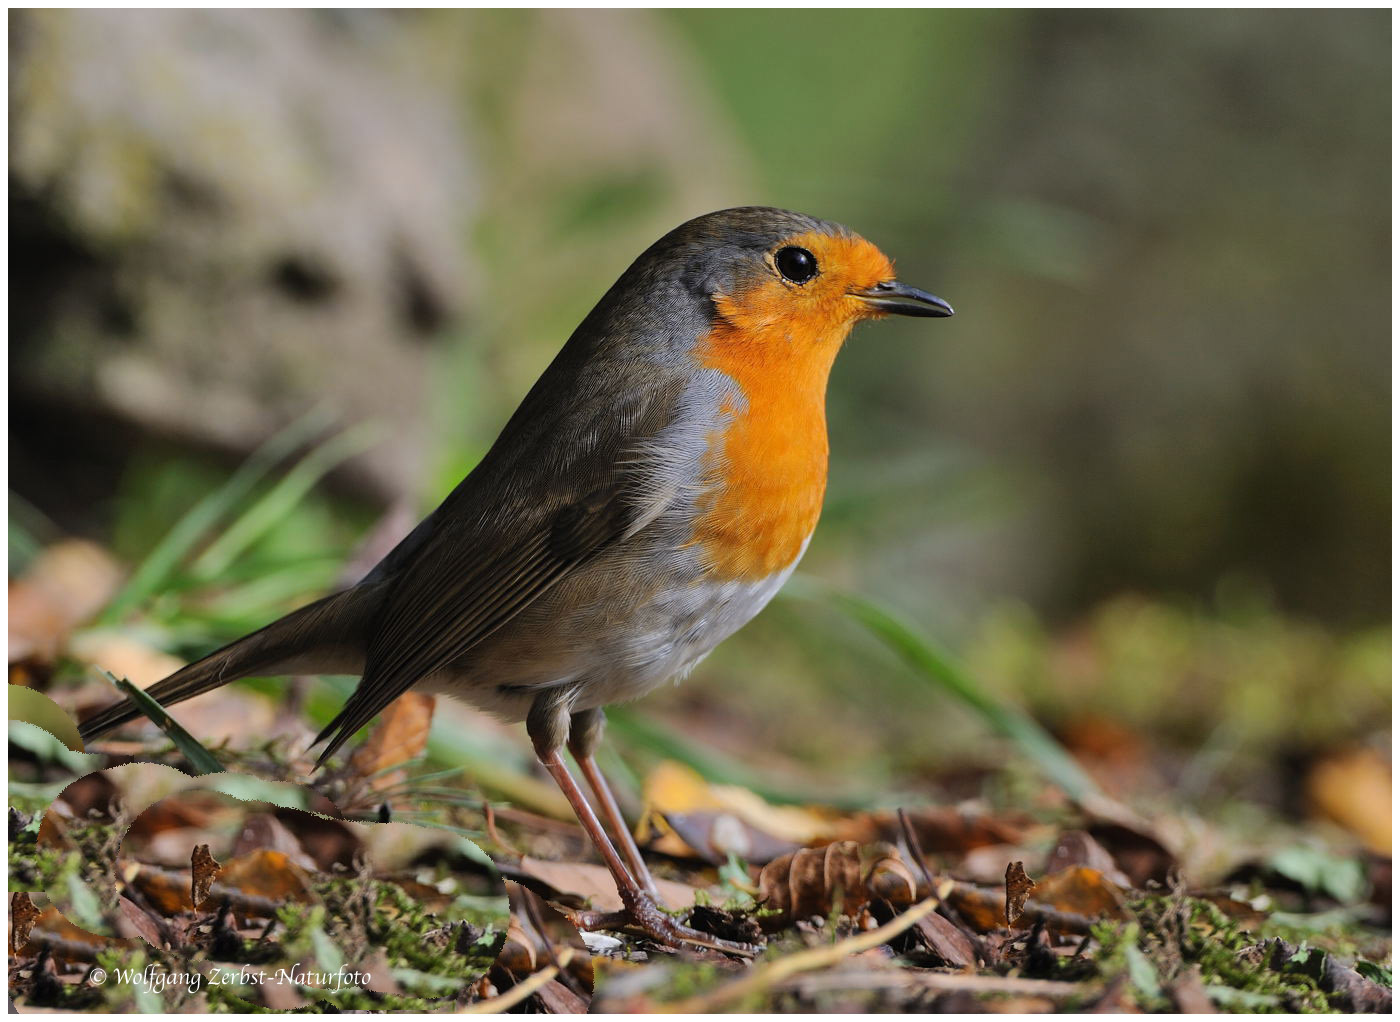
[1087,895,1334,1012]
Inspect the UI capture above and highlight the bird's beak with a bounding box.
[852,280,954,318]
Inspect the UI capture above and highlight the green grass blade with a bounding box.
[99,407,335,624]
[105,672,224,775]
[190,421,380,581]
[782,575,1105,805]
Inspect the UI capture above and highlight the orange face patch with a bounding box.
[688,230,897,581]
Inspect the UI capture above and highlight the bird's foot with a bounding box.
[573,893,759,957]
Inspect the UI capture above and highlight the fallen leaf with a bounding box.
[1044,830,1132,888]
[68,631,185,689]
[348,692,436,792]
[122,862,195,915]
[10,893,41,953]
[55,772,121,822]
[1031,867,1127,921]
[115,896,166,948]
[1086,821,1174,887]
[499,880,594,996]
[513,857,695,914]
[191,844,222,909]
[8,540,122,663]
[231,813,321,871]
[1305,747,1391,855]
[757,841,866,929]
[834,807,1034,854]
[496,910,539,976]
[272,807,363,870]
[21,906,137,963]
[536,978,591,1013]
[913,910,977,969]
[640,760,832,856]
[200,849,313,912]
[1005,861,1035,927]
[662,810,800,866]
[865,845,922,905]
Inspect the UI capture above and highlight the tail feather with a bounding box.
[77,585,377,745]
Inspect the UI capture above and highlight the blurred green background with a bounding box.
[9,10,1390,812]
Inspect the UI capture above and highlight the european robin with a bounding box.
[78,206,953,952]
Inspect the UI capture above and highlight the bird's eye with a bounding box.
[774,246,818,284]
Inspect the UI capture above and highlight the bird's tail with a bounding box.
[77,585,376,745]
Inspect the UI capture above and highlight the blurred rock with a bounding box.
[10,10,751,524]
[11,9,478,499]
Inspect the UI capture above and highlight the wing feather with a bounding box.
[313,372,686,762]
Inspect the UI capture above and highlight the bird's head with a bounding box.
[661,207,952,357]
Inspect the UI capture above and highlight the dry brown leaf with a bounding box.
[191,843,222,909]
[662,810,801,866]
[230,813,321,871]
[10,893,41,954]
[22,905,138,963]
[496,879,591,1000]
[68,631,185,689]
[1005,861,1035,927]
[277,807,363,865]
[1031,866,1128,921]
[1085,820,1174,887]
[199,849,314,912]
[913,910,977,969]
[640,760,832,857]
[497,911,539,976]
[8,540,123,663]
[944,884,1006,933]
[115,896,166,948]
[349,692,436,792]
[1305,747,1392,855]
[834,807,1034,854]
[122,861,195,915]
[1044,829,1132,888]
[536,978,591,1013]
[515,856,696,914]
[757,840,867,929]
[866,846,922,906]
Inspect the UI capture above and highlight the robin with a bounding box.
[77,206,953,952]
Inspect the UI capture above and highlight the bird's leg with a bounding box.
[527,695,754,955]
[567,707,660,899]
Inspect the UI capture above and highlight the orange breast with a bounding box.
[689,285,852,581]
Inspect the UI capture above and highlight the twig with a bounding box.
[520,886,589,1000]
[483,801,524,860]
[897,808,987,959]
[896,808,935,893]
[459,948,574,1014]
[656,898,939,1013]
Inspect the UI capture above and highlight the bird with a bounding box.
[77,206,953,953]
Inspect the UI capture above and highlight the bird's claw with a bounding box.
[572,893,759,957]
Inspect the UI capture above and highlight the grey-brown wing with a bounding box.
[312,374,684,763]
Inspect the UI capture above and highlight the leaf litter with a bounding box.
[10,529,1392,1013]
